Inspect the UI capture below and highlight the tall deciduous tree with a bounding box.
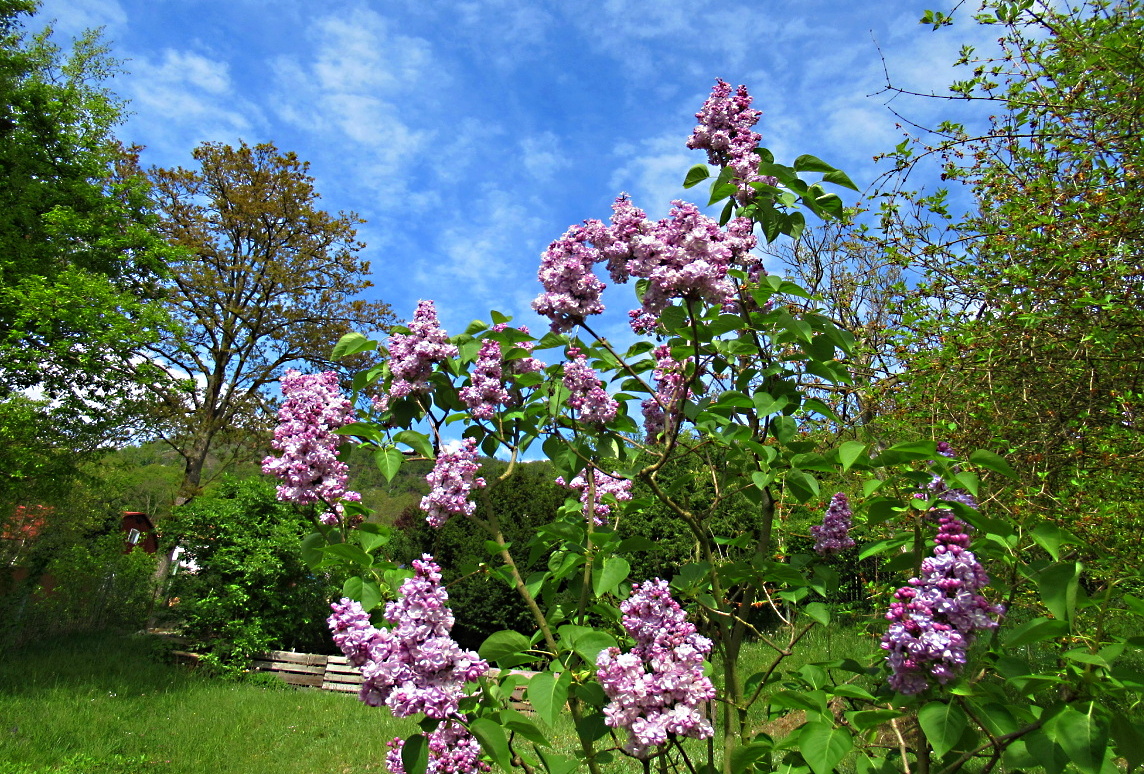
[0,0,171,407]
[876,0,1144,561]
[143,141,393,506]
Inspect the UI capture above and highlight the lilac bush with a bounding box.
[281,75,1071,774]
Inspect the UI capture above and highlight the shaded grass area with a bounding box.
[0,632,416,774]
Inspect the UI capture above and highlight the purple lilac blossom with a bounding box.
[880,510,1005,694]
[327,555,489,717]
[810,492,855,556]
[420,438,486,528]
[686,79,777,203]
[261,370,361,518]
[459,338,511,420]
[387,301,458,399]
[641,344,690,441]
[385,721,489,774]
[532,223,607,333]
[555,470,633,525]
[563,348,619,424]
[596,579,716,758]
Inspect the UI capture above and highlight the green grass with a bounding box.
[0,632,417,774]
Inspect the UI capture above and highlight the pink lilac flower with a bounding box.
[385,721,489,774]
[641,345,690,441]
[420,438,486,528]
[532,223,607,332]
[328,555,489,717]
[555,470,633,525]
[459,339,512,420]
[593,197,757,333]
[596,579,716,758]
[563,348,618,424]
[262,370,361,515]
[880,506,1004,694]
[686,79,776,203]
[810,493,855,556]
[388,301,458,399]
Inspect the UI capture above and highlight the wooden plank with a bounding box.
[262,650,327,665]
[251,660,326,676]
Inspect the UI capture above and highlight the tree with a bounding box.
[874,0,1144,564]
[0,1,172,414]
[142,141,393,506]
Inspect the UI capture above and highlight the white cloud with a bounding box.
[122,49,261,158]
[35,0,127,37]
[521,132,570,181]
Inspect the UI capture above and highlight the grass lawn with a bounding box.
[0,632,417,774]
[0,621,888,774]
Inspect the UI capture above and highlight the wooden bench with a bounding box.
[250,650,328,688]
[322,654,365,693]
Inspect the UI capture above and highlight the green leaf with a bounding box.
[571,631,617,665]
[837,441,868,472]
[683,164,711,188]
[470,717,513,773]
[847,709,903,731]
[401,733,428,774]
[793,154,838,174]
[394,430,434,459]
[331,331,377,360]
[535,749,579,774]
[804,602,830,625]
[300,532,325,569]
[1039,561,1082,625]
[918,701,968,758]
[341,576,382,612]
[1110,713,1144,773]
[731,740,774,771]
[1032,523,1072,561]
[528,671,572,728]
[479,630,532,665]
[593,556,631,597]
[784,469,820,503]
[1045,703,1108,774]
[822,169,859,191]
[1005,617,1069,647]
[501,708,550,746]
[376,446,404,482]
[319,542,371,568]
[799,722,852,774]
[968,449,1018,479]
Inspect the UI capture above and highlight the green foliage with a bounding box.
[0,2,174,413]
[878,0,1144,581]
[165,476,343,670]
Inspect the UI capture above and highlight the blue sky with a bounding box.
[38,0,994,345]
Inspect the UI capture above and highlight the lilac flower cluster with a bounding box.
[459,339,511,420]
[532,196,756,333]
[385,721,489,774]
[563,348,619,424]
[810,492,855,556]
[596,579,716,758]
[686,79,776,203]
[641,345,690,441]
[387,301,458,399]
[420,438,486,528]
[881,511,1004,694]
[532,225,608,333]
[555,469,633,525]
[261,370,361,519]
[327,555,489,717]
